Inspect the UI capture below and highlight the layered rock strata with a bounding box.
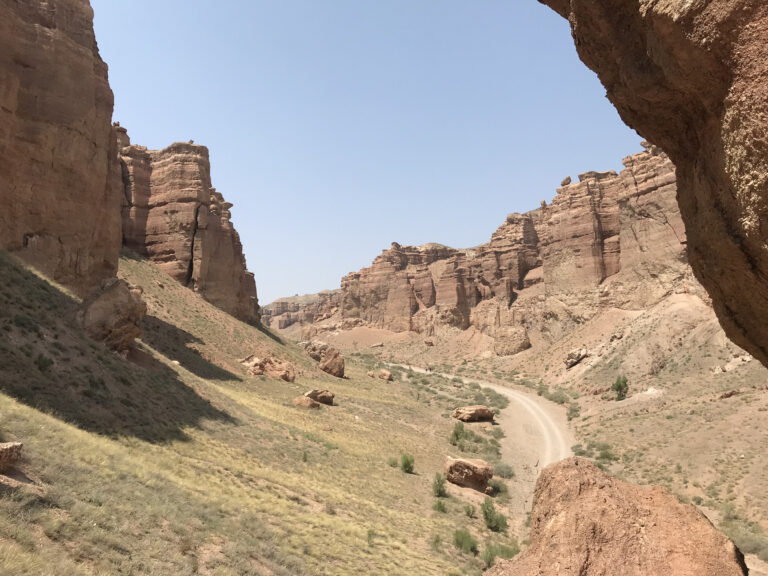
[0,0,122,295]
[489,458,748,576]
[266,145,687,352]
[539,0,768,366]
[118,129,258,323]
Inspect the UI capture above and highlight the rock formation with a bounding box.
[78,278,146,353]
[445,457,494,493]
[118,129,258,323]
[489,458,748,576]
[0,442,23,473]
[451,405,495,423]
[266,146,688,355]
[304,389,334,406]
[538,0,768,367]
[0,0,122,295]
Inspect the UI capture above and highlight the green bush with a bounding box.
[494,463,515,479]
[433,473,447,498]
[433,499,447,513]
[400,453,415,474]
[481,498,507,532]
[464,504,476,518]
[487,478,508,497]
[453,529,478,555]
[567,402,581,421]
[34,354,54,372]
[449,421,465,445]
[481,542,520,568]
[387,457,398,468]
[612,375,629,400]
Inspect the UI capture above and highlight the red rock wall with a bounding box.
[119,132,258,323]
[0,0,122,295]
[539,0,768,366]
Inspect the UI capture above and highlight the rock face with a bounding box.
[0,0,122,296]
[0,442,23,473]
[539,0,768,367]
[262,291,342,330]
[489,457,748,576]
[444,457,494,492]
[268,146,687,354]
[451,405,495,423]
[119,130,258,323]
[78,278,146,353]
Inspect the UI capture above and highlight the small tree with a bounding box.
[611,375,629,401]
[432,473,447,497]
[400,452,415,474]
[481,497,507,532]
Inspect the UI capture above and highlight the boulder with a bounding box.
[378,369,393,382]
[493,326,531,357]
[0,442,23,473]
[292,396,320,409]
[564,347,588,369]
[304,389,334,406]
[445,457,494,492]
[488,457,748,576]
[319,348,345,378]
[78,278,146,353]
[303,340,330,362]
[241,354,296,383]
[366,371,376,378]
[452,405,495,423]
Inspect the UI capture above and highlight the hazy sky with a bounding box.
[91,1,642,304]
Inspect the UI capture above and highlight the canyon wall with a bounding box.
[0,0,122,295]
[265,145,689,352]
[539,0,768,366]
[119,129,259,323]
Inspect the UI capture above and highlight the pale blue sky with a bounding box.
[91,1,642,304]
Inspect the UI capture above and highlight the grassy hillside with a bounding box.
[0,252,520,575]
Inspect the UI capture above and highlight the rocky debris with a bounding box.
[303,341,330,362]
[493,326,531,357]
[120,134,258,323]
[540,0,768,368]
[564,347,589,369]
[0,442,23,473]
[445,457,494,493]
[292,396,320,409]
[489,457,748,576]
[319,348,345,378]
[304,389,334,406]
[378,369,393,382]
[719,390,742,400]
[452,405,495,423]
[366,371,375,378]
[370,342,384,348]
[78,279,146,353]
[0,0,123,295]
[241,354,296,383]
[424,339,434,347]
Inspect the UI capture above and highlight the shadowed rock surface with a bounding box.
[539,0,768,367]
[0,0,122,295]
[78,278,146,353]
[489,457,748,576]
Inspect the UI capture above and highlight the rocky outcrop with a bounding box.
[241,354,295,383]
[564,348,589,370]
[539,0,768,366]
[304,389,334,406]
[0,442,23,473]
[262,291,342,330]
[489,458,747,576]
[78,278,146,353]
[268,146,687,355]
[319,348,345,379]
[451,405,495,423]
[119,130,258,323]
[0,0,122,296]
[445,457,494,493]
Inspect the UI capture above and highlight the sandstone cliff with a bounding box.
[0,0,122,295]
[538,0,768,367]
[265,145,688,353]
[119,129,258,323]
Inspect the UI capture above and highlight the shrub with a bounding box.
[34,354,54,372]
[487,478,508,497]
[400,453,415,474]
[567,402,581,421]
[464,504,476,518]
[433,473,447,498]
[453,529,478,555]
[449,422,465,445]
[433,499,447,513]
[387,457,398,468]
[481,542,520,568]
[612,375,629,400]
[494,463,515,479]
[481,498,507,532]
[430,534,442,552]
